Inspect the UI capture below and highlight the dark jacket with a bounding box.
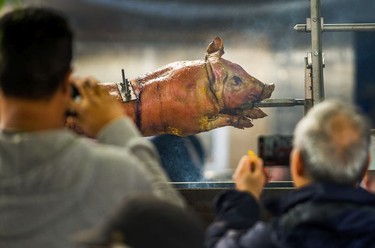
[205,183,375,248]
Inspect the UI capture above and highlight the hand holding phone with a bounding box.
[67,77,125,137]
[232,152,267,200]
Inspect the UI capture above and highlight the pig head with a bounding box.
[204,36,275,130]
[104,36,275,137]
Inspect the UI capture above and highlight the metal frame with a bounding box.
[258,0,375,114]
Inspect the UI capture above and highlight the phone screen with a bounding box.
[258,135,293,167]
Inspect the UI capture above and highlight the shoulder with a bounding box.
[70,138,152,188]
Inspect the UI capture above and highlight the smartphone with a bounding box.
[65,85,80,117]
[71,84,80,99]
[258,135,293,167]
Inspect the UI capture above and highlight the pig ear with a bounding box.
[205,36,225,60]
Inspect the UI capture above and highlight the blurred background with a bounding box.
[4,0,375,182]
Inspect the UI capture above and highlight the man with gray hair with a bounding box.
[205,99,375,248]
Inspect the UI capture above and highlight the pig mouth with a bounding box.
[219,106,267,129]
[220,107,267,121]
[220,83,274,125]
[241,83,275,107]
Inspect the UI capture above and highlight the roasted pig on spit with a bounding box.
[75,37,275,137]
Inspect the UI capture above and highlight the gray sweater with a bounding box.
[0,118,184,248]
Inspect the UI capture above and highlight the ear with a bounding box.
[360,154,371,183]
[60,69,73,94]
[367,153,371,170]
[292,149,304,176]
[205,36,225,61]
[291,148,309,187]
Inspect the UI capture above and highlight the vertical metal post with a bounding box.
[310,0,324,103]
[304,55,313,114]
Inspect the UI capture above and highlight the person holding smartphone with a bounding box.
[0,7,184,248]
[205,99,375,248]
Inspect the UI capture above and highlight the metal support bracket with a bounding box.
[117,69,137,102]
[309,0,325,104]
[304,55,313,113]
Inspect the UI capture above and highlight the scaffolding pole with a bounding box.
[310,0,324,104]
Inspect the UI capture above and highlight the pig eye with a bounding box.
[233,76,242,86]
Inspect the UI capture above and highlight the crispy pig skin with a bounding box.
[103,37,275,137]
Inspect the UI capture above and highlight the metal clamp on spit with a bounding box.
[117,69,137,102]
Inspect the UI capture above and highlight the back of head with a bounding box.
[293,99,371,185]
[0,7,73,100]
[74,194,205,248]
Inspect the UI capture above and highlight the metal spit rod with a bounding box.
[295,23,375,32]
[254,99,305,108]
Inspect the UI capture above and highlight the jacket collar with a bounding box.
[265,182,375,216]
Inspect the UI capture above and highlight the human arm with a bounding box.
[205,190,272,248]
[205,152,270,248]
[97,119,186,208]
[68,77,185,208]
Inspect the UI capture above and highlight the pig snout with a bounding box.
[222,76,274,110]
[260,83,275,100]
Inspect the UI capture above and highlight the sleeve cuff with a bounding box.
[213,190,261,229]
